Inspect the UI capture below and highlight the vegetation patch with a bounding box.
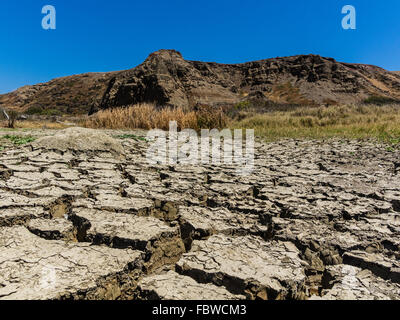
[114,134,147,141]
[232,104,400,146]
[26,106,63,116]
[363,95,400,106]
[83,102,400,147]
[2,135,36,145]
[83,103,226,131]
[268,82,316,106]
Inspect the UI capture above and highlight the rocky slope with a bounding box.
[0,128,399,300]
[1,50,400,115]
[0,72,118,115]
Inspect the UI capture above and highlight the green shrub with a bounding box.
[363,96,399,106]
[41,109,62,116]
[26,106,62,116]
[234,101,251,110]
[2,135,36,145]
[26,106,44,115]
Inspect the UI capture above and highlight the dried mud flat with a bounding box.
[0,127,400,300]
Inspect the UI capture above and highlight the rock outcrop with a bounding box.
[93,50,400,112]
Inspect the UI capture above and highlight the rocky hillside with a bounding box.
[0,72,118,115]
[1,50,400,115]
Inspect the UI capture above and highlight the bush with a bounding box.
[234,101,251,110]
[363,96,399,106]
[26,106,44,115]
[26,106,62,116]
[41,109,63,116]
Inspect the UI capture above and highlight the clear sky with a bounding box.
[0,0,399,94]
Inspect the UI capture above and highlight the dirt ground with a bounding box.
[0,128,399,300]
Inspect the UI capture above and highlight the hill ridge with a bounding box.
[1,49,400,115]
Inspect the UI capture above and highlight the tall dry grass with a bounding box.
[232,104,400,145]
[84,103,400,145]
[83,103,226,131]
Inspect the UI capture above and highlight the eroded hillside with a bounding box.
[1,50,400,115]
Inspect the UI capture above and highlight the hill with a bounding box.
[1,50,400,115]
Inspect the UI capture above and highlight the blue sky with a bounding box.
[0,0,399,94]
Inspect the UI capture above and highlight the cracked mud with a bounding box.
[0,127,399,300]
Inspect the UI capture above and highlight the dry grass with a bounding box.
[0,120,70,130]
[231,104,400,145]
[267,82,317,106]
[16,121,70,130]
[3,103,399,147]
[83,103,226,131]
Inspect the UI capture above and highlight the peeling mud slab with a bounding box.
[313,265,400,300]
[27,217,76,241]
[176,234,308,300]
[179,205,271,249]
[0,190,56,208]
[136,271,245,300]
[0,226,143,300]
[73,194,155,216]
[343,251,400,283]
[70,208,185,270]
[0,207,44,227]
